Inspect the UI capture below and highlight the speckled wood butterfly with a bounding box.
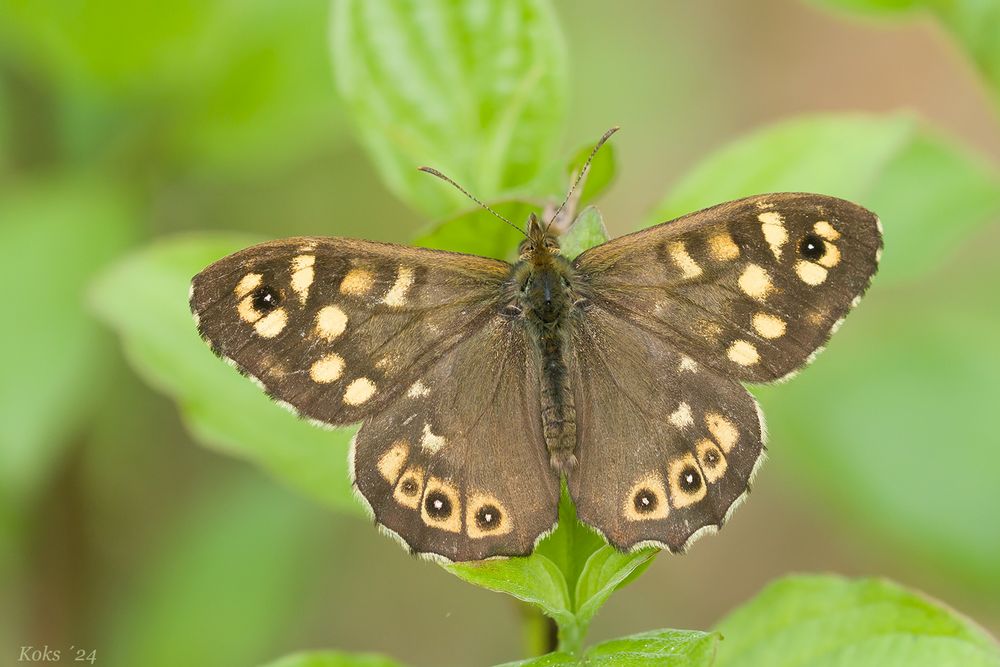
[190,135,882,562]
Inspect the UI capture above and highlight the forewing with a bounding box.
[568,305,765,552]
[190,237,511,425]
[573,194,882,382]
[351,313,560,561]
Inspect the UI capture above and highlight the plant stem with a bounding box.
[557,620,583,657]
[520,603,559,657]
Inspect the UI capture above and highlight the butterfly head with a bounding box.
[519,213,561,261]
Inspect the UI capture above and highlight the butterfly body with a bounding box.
[512,215,581,470]
[191,192,881,562]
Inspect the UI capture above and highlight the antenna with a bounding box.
[417,167,528,238]
[545,126,620,233]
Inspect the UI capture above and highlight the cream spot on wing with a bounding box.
[758,211,788,259]
[752,312,786,339]
[813,220,841,240]
[876,217,883,233]
[407,380,430,398]
[738,264,773,300]
[421,477,461,533]
[383,266,415,306]
[340,268,375,296]
[668,241,702,279]
[343,377,376,405]
[393,466,425,509]
[875,247,883,263]
[796,260,828,285]
[254,308,288,338]
[705,413,739,452]
[290,255,315,304]
[668,453,707,508]
[378,440,409,484]
[669,402,694,428]
[818,241,841,268]
[237,296,262,323]
[624,474,669,521]
[696,438,728,484]
[315,305,348,341]
[234,273,262,298]
[420,422,446,453]
[467,492,513,538]
[708,233,740,261]
[756,198,774,210]
[310,353,345,383]
[727,339,760,366]
[694,320,724,343]
[679,356,698,372]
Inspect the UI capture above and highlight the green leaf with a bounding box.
[447,554,575,631]
[101,477,326,667]
[573,546,656,630]
[502,629,719,667]
[807,0,1000,106]
[260,651,405,667]
[647,113,1000,285]
[0,0,344,173]
[757,250,1000,593]
[560,206,610,260]
[534,491,606,602]
[714,575,1000,667]
[413,200,539,260]
[331,0,569,217]
[0,177,135,506]
[91,235,360,514]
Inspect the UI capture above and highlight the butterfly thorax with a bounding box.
[512,217,579,472]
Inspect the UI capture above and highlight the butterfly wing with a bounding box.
[351,311,560,561]
[572,193,882,382]
[191,237,512,425]
[191,237,559,560]
[566,193,879,549]
[567,305,765,552]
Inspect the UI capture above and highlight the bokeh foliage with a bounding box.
[2,0,1000,665]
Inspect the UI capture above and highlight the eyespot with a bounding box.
[474,504,502,531]
[251,285,281,313]
[400,478,419,497]
[702,448,720,468]
[424,491,453,519]
[678,465,703,493]
[798,233,825,261]
[632,488,659,514]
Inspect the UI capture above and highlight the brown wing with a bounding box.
[192,236,559,560]
[351,312,560,562]
[573,194,882,383]
[190,236,511,425]
[567,304,766,552]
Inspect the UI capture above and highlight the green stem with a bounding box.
[556,619,584,657]
[520,603,559,657]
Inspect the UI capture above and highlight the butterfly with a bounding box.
[190,136,882,563]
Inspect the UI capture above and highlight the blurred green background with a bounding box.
[2,1,999,666]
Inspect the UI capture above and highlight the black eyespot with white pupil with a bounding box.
[702,449,721,468]
[799,233,825,261]
[475,504,502,530]
[425,491,452,518]
[679,466,703,493]
[400,478,419,497]
[633,488,658,514]
[251,285,281,312]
